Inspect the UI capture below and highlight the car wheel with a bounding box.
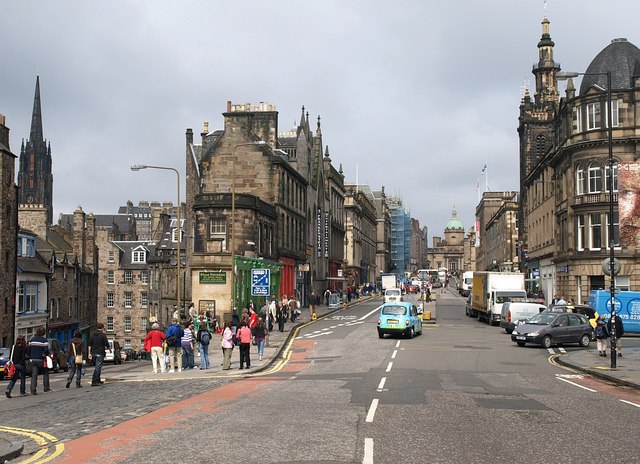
[516,342,525,347]
[542,335,552,349]
[378,332,384,339]
[579,333,591,347]
[407,327,414,339]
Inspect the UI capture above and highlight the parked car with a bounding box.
[104,340,123,364]
[0,347,10,380]
[48,339,69,373]
[377,301,423,339]
[549,304,598,328]
[500,302,547,334]
[511,311,593,348]
[123,348,137,361]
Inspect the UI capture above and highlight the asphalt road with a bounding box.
[2,290,640,463]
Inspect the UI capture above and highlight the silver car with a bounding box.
[511,311,593,348]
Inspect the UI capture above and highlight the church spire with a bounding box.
[533,15,560,105]
[30,75,44,146]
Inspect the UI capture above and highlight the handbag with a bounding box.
[5,345,16,377]
[45,355,53,369]
[72,343,83,365]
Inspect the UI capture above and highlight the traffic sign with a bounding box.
[251,269,270,296]
[601,258,621,276]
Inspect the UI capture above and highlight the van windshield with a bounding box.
[495,292,527,304]
[382,305,407,316]
[386,289,401,296]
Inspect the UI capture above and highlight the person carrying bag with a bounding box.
[5,337,28,398]
[66,331,85,388]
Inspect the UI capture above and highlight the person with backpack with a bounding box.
[197,323,212,369]
[254,317,267,361]
[236,321,252,369]
[164,317,184,373]
[607,314,625,357]
[595,315,610,357]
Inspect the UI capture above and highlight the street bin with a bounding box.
[424,310,431,320]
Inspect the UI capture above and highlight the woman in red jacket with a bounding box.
[144,323,167,373]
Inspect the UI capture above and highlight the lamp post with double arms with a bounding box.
[230,141,266,315]
[558,70,617,367]
[131,164,182,322]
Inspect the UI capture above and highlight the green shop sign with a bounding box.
[199,271,226,284]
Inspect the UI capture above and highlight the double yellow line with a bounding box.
[0,426,63,463]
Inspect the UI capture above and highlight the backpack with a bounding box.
[200,330,211,346]
[166,325,178,346]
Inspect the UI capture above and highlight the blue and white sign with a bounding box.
[251,269,270,296]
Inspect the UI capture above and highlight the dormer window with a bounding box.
[132,246,147,263]
[170,218,184,243]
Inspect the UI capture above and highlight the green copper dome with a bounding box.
[446,207,463,230]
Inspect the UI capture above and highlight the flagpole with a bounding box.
[485,165,489,192]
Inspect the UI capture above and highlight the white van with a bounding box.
[500,302,547,333]
[384,288,403,303]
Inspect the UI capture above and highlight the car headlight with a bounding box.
[512,330,519,335]
[529,332,539,337]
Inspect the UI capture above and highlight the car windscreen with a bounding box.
[385,290,401,296]
[382,305,407,316]
[526,313,556,325]
[495,292,528,304]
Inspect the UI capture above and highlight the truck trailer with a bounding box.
[381,273,399,291]
[470,271,527,325]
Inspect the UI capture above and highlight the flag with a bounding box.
[481,164,487,175]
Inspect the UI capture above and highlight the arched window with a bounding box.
[605,162,618,193]
[535,134,546,159]
[575,164,586,195]
[588,163,602,193]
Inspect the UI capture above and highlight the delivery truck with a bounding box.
[470,271,527,325]
[458,271,474,297]
[589,290,640,334]
[381,273,399,291]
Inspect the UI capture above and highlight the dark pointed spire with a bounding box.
[30,76,44,145]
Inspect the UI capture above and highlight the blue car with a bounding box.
[377,302,423,339]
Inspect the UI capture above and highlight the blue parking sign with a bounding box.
[251,269,270,296]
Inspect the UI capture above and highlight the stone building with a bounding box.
[475,192,519,272]
[344,183,378,286]
[15,229,49,339]
[483,195,519,272]
[372,187,392,277]
[186,102,345,323]
[21,205,99,346]
[427,207,466,274]
[520,15,640,304]
[0,114,18,346]
[118,200,182,242]
[17,77,54,225]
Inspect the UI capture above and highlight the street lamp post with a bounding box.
[558,70,617,367]
[131,164,182,322]
[230,141,266,315]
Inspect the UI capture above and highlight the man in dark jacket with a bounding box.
[164,318,184,372]
[27,326,51,395]
[607,314,625,357]
[88,323,110,386]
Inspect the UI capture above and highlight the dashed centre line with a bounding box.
[385,362,393,373]
[377,377,387,390]
[391,350,397,359]
[366,399,379,422]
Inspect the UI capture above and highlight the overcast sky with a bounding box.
[2,0,638,237]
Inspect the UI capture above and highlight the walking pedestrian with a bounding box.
[254,317,267,361]
[196,323,212,369]
[144,323,166,373]
[181,323,195,369]
[268,298,277,332]
[607,314,625,357]
[27,327,52,394]
[595,315,610,357]
[309,291,318,319]
[236,322,252,369]
[88,323,110,386]
[276,302,286,332]
[66,331,84,388]
[221,321,234,370]
[165,317,184,373]
[5,336,28,398]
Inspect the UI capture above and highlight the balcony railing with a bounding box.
[574,192,617,205]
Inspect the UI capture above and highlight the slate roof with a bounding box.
[581,38,640,95]
[17,256,51,274]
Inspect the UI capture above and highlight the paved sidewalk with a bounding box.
[557,344,640,390]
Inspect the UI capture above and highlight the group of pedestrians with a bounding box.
[595,313,625,357]
[5,323,111,398]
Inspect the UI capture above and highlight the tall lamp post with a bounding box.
[230,141,266,314]
[131,164,182,322]
[558,70,617,367]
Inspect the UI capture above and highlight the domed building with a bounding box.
[427,207,471,275]
[519,15,640,305]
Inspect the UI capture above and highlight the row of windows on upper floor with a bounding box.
[572,100,619,133]
[105,291,148,308]
[106,270,149,285]
[105,316,151,339]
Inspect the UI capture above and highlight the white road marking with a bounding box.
[366,399,379,423]
[385,362,393,372]
[556,376,598,392]
[395,340,401,348]
[547,348,555,354]
[377,377,386,390]
[306,331,333,339]
[391,350,397,359]
[558,347,567,353]
[359,305,383,321]
[363,438,374,464]
[620,399,640,408]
